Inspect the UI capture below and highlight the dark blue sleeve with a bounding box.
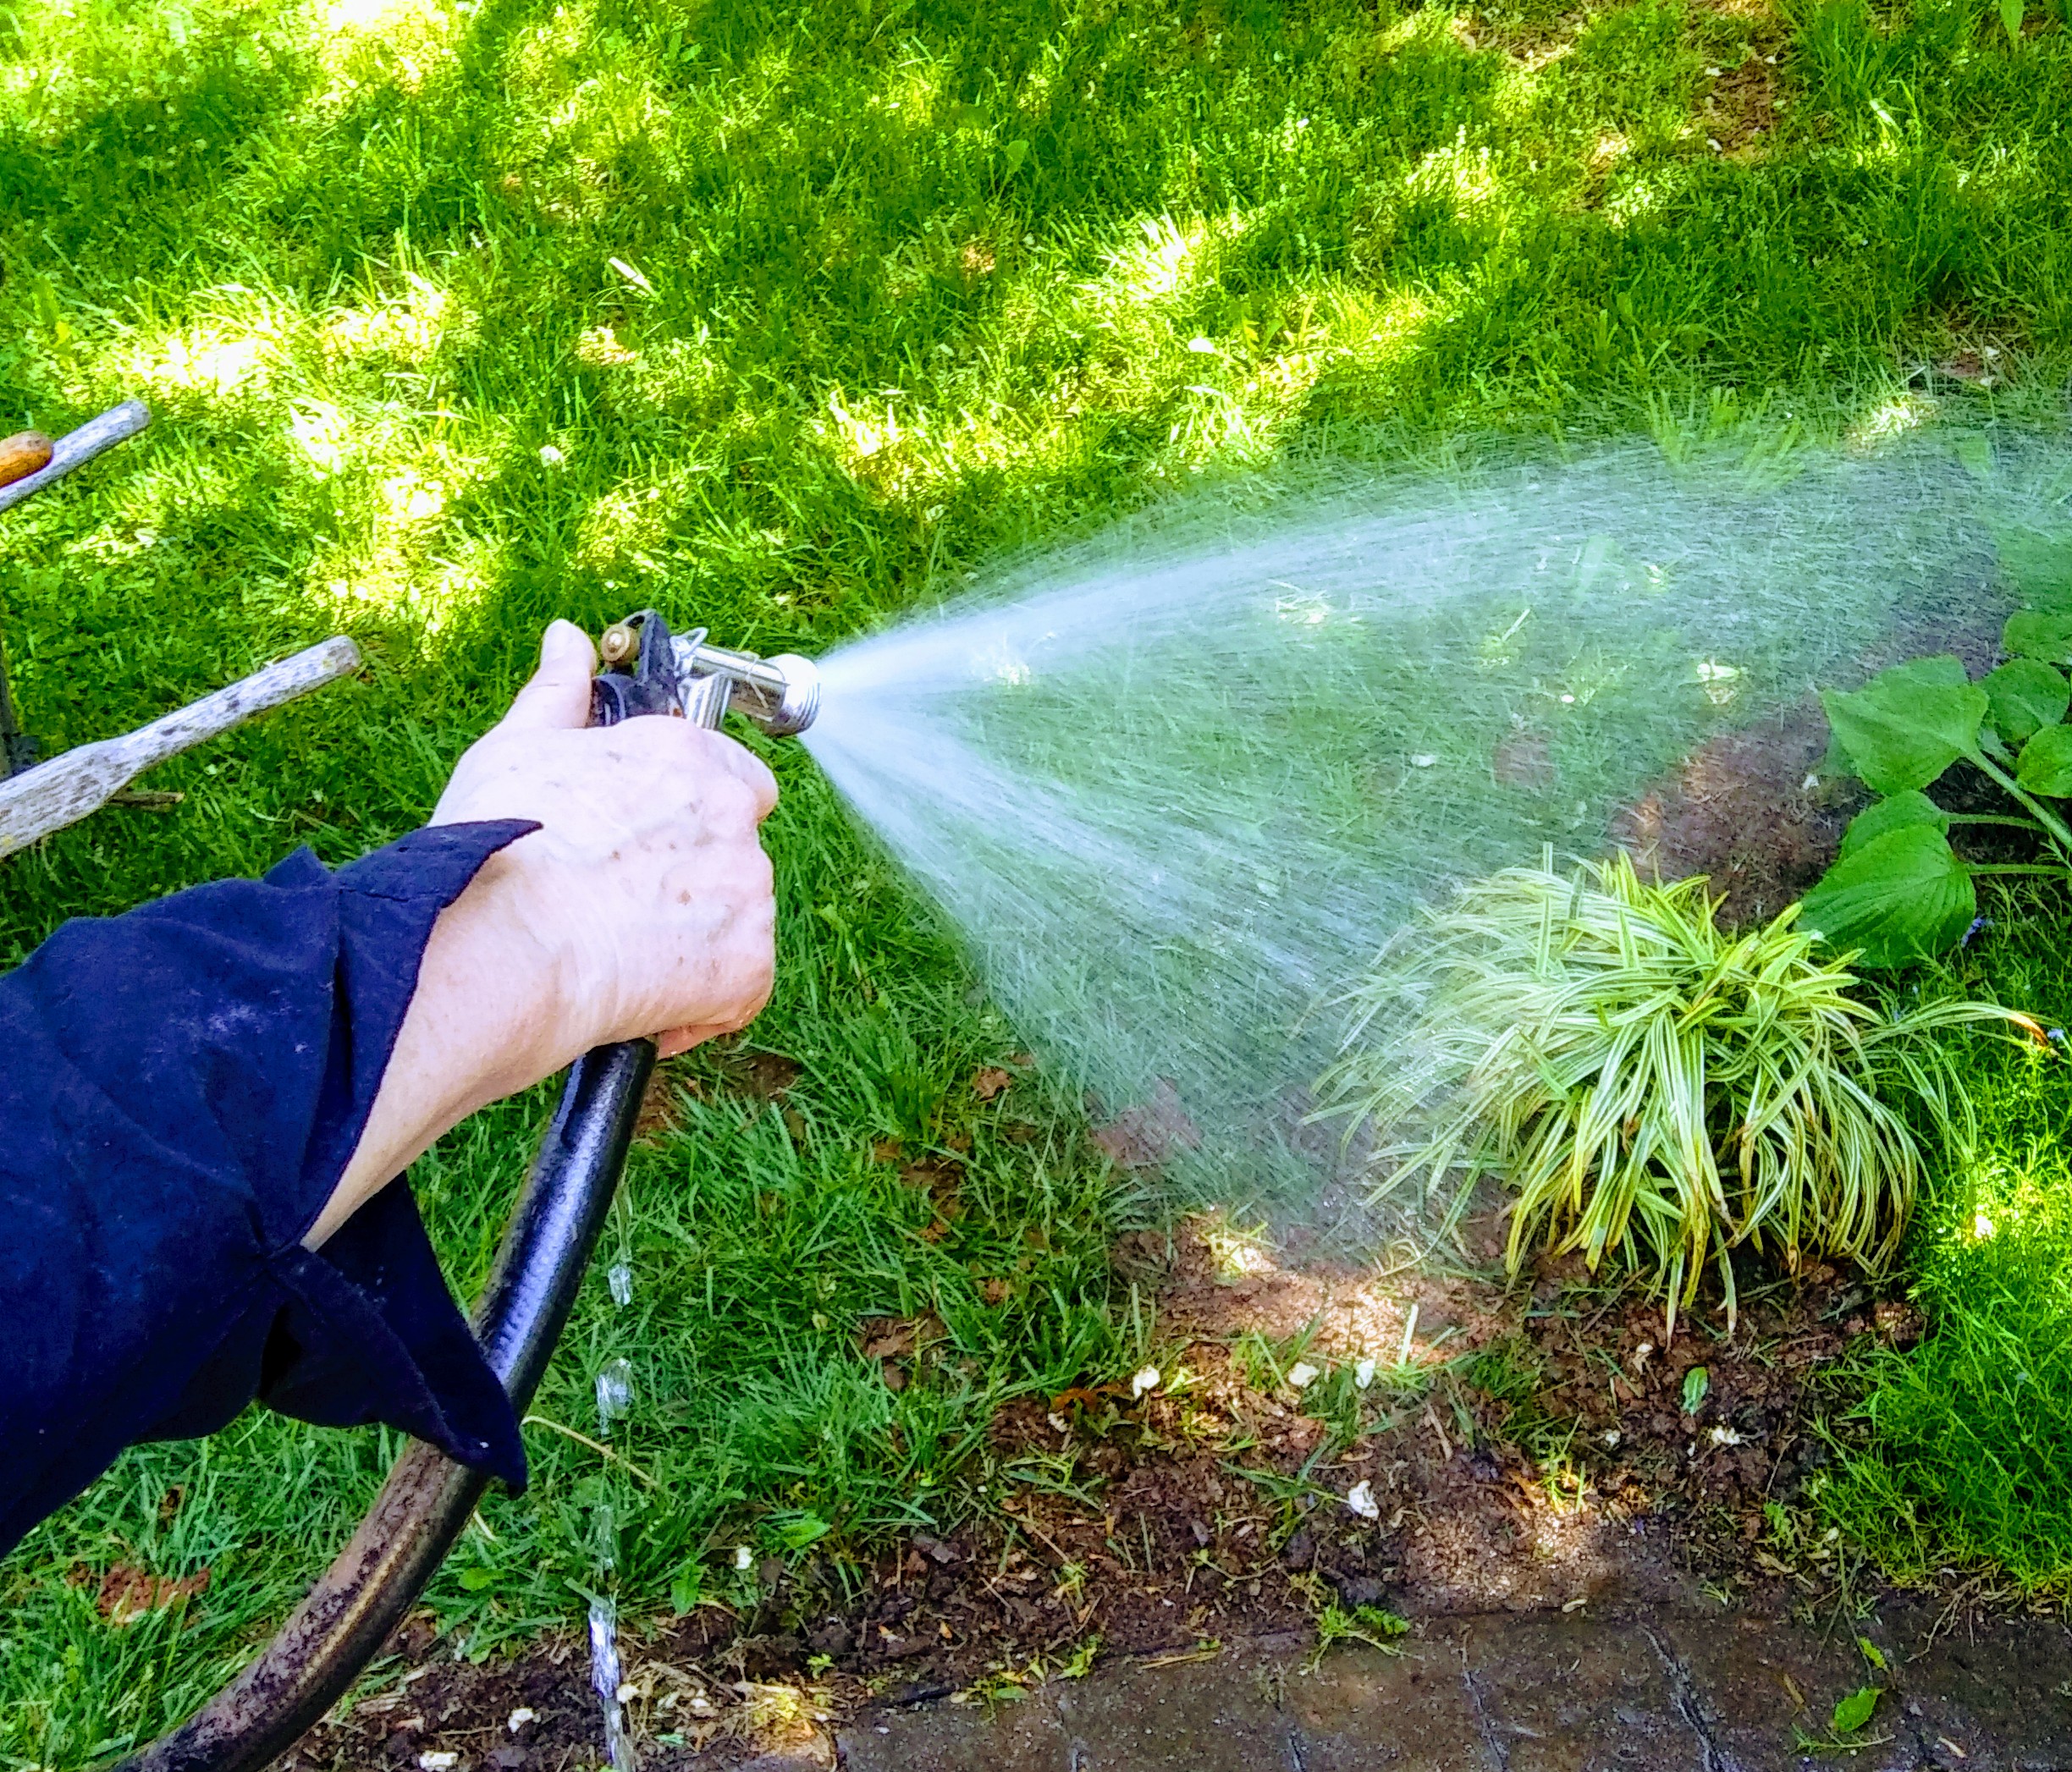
[0,820,542,1559]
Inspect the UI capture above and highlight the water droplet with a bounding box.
[595,1359,634,1437]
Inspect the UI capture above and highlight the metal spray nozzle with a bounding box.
[595,610,821,736]
[672,633,822,736]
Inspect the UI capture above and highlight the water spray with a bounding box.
[109,428,2072,1769]
[116,612,821,1772]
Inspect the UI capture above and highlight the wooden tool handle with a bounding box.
[0,636,362,860]
[0,399,151,516]
[0,432,54,490]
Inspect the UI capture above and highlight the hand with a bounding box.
[306,620,779,1247]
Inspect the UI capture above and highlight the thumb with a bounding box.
[499,619,598,731]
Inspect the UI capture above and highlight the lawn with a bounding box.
[3,0,2072,1760]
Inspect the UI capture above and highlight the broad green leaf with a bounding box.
[2017,724,2072,795]
[1838,790,1949,861]
[2003,609,2072,665]
[1800,825,1976,967]
[1999,0,2023,41]
[1955,436,1994,481]
[1856,1636,1888,1672]
[457,1566,497,1592]
[1681,1366,1710,1413]
[1984,658,2070,742]
[1832,1685,1879,1734]
[1820,658,1985,794]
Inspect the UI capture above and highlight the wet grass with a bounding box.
[3,0,2072,1759]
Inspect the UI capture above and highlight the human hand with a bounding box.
[431,619,779,1060]
[309,620,778,1246]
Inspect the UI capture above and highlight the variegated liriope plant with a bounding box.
[1316,855,2035,1330]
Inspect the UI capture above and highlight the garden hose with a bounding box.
[114,614,820,1772]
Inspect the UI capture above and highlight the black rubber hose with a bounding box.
[114,1040,655,1772]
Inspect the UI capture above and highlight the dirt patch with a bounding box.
[66,1560,212,1626]
[1612,704,1860,927]
[1700,47,1788,157]
[636,1043,802,1141]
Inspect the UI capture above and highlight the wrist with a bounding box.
[306,845,577,1248]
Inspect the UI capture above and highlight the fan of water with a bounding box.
[801,435,2070,1215]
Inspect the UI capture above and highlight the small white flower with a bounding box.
[688,1694,714,1714]
[1346,1480,1380,1520]
[1802,773,1820,790]
[538,443,565,467]
[1974,1213,1996,1240]
[1287,1361,1320,1390]
[1602,1429,1622,1447]
[1187,335,1218,353]
[1354,1358,1376,1390]
[1410,753,1437,768]
[733,1545,753,1571]
[418,1756,459,1770]
[1710,1425,1744,1447]
[1131,1364,1161,1400]
[507,1708,536,1733]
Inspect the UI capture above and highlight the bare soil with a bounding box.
[1612,703,1857,927]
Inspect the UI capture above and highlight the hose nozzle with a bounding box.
[593,610,821,736]
[675,635,822,736]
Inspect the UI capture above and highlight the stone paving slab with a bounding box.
[835,1605,2072,1771]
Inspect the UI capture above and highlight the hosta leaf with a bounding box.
[2003,609,2072,666]
[1983,658,2070,743]
[2016,724,2072,795]
[1800,826,1976,967]
[1838,791,1949,861]
[1820,658,1985,794]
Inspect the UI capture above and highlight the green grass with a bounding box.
[3,0,2072,1759]
[1819,886,2072,1600]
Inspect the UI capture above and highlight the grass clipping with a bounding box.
[1318,856,2033,1329]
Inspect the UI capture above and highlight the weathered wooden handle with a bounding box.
[0,636,363,860]
[0,432,55,489]
[0,399,151,516]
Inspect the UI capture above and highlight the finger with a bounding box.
[499,620,598,732]
[656,1025,719,1059]
[696,729,781,820]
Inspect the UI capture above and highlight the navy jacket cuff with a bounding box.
[0,819,540,1556]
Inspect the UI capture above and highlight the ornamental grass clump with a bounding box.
[1317,854,2034,1329]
